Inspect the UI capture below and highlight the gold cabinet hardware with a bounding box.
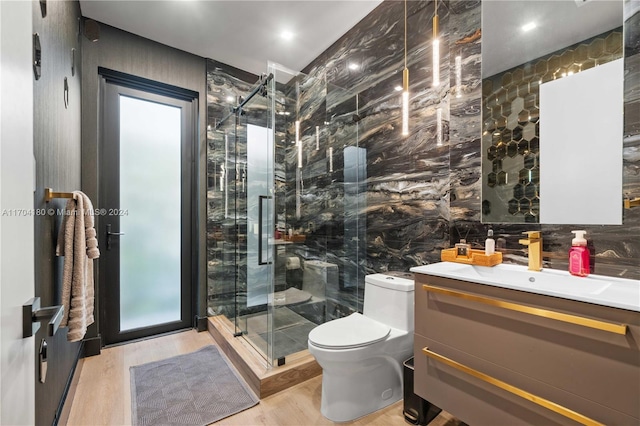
[44,187,73,202]
[422,347,604,426]
[423,285,627,335]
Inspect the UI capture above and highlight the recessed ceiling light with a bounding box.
[280,30,294,41]
[226,96,234,102]
[394,85,403,92]
[348,63,359,70]
[522,22,537,32]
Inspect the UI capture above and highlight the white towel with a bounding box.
[56,191,100,342]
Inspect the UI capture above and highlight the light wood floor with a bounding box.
[67,329,460,426]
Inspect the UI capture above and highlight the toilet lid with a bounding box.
[308,313,390,349]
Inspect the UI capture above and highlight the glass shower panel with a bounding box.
[326,83,365,315]
[119,96,181,330]
[207,120,239,324]
[265,62,366,362]
[207,61,364,366]
[232,91,275,362]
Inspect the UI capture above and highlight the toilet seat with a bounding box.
[308,313,390,349]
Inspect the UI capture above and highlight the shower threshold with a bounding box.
[207,315,321,398]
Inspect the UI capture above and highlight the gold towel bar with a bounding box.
[44,188,74,202]
[423,285,627,335]
[422,347,604,426]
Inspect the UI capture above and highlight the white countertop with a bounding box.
[410,262,640,312]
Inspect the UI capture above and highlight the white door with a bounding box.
[0,2,36,424]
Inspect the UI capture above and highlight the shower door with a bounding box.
[207,62,365,366]
[208,86,277,363]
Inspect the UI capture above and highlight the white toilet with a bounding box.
[307,273,414,422]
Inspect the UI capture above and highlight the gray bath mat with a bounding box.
[130,345,258,426]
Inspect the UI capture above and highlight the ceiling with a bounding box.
[79,0,383,79]
[79,1,624,82]
[482,0,623,78]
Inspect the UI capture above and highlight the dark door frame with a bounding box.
[97,68,199,345]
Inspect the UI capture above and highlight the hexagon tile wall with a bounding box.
[482,29,622,223]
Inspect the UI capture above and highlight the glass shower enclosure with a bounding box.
[207,61,365,367]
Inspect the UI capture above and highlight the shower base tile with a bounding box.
[258,322,317,360]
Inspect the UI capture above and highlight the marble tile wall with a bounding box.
[207,0,639,320]
[300,0,639,284]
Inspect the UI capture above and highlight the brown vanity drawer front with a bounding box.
[413,334,639,426]
[413,276,640,420]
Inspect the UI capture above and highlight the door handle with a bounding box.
[258,195,273,265]
[106,223,125,250]
[22,297,64,338]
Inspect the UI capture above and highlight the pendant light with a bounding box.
[401,0,409,136]
[433,0,440,87]
[296,119,302,169]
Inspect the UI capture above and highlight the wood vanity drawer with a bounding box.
[413,334,639,426]
[414,275,640,421]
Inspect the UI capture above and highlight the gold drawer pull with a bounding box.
[422,347,604,426]
[423,285,627,335]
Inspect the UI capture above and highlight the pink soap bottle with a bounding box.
[569,230,590,277]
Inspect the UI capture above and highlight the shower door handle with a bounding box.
[258,195,273,265]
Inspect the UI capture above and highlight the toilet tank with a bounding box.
[363,272,414,332]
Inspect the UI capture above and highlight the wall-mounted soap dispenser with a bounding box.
[569,230,590,277]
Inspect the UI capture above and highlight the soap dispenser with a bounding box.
[569,230,590,277]
[485,229,495,255]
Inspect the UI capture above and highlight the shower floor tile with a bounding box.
[240,306,311,335]
[284,322,317,344]
[258,323,315,360]
[237,306,318,361]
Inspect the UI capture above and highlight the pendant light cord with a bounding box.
[433,0,439,38]
[404,0,407,70]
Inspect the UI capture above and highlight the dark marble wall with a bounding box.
[302,0,639,281]
[300,1,452,289]
[207,0,639,321]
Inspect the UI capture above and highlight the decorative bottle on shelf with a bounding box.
[569,230,590,277]
[455,239,472,258]
[485,229,495,256]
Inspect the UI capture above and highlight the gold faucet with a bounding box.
[519,231,542,271]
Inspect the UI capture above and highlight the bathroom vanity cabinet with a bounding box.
[412,272,640,425]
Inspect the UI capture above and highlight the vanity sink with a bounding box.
[410,262,640,312]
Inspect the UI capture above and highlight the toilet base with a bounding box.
[318,354,405,422]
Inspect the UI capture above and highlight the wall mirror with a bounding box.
[481,0,623,224]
